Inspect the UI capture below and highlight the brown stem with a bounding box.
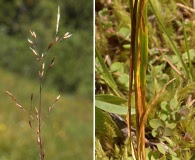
[38,61,44,160]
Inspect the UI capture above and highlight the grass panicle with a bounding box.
[5,5,72,160]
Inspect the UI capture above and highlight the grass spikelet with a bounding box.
[5,90,16,101]
[15,103,23,109]
[63,32,72,39]
[29,30,37,39]
[29,47,39,59]
[56,5,60,37]
[28,39,34,45]
[47,95,60,117]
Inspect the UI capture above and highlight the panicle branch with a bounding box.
[47,95,61,117]
[4,90,33,120]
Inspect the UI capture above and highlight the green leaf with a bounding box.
[170,96,178,110]
[182,49,195,61]
[96,49,116,87]
[168,147,177,157]
[118,27,130,39]
[149,0,191,80]
[95,94,127,104]
[151,129,158,138]
[164,127,172,136]
[166,123,176,129]
[118,74,129,87]
[150,150,161,160]
[110,62,124,73]
[160,113,168,121]
[163,137,175,147]
[161,101,168,111]
[96,48,119,95]
[149,119,166,129]
[157,143,166,155]
[95,100,135,115]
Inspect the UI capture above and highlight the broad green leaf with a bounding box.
[151,129,158,138]
[149,119,165,129]
[146,148,151,160]
[161,101,168,111]
[168,152,180,160]
[118,74,129,87]
[170,96,178,110]
[163,137,175,147]
[110,62,124,73]
[157,143,166,155]
[166,123,176,129]
[95,94,127,104]
[118,27,130,40]
[160,113,168,121]
[95,100,135,115]
[164,127,172,136]
[150,150,161,160]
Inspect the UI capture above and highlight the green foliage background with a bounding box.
[95,0,195,159]
[0,68,93,160]
[0,0,93,97]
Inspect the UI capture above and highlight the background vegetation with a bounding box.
[0,0,93,97]
[96,0,195,159]
[0,68,92,159]
[0,0,93,159]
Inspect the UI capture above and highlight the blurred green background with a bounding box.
[0,0,93,159]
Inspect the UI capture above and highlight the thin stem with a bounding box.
[38,61,44,160]
[128,0,133,144]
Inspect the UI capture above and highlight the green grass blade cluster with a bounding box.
[149,0,192,81]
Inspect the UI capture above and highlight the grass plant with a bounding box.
[4,6,73,160]
[95,0,195,159]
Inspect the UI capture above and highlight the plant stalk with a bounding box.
[128,0,148,159]
[38,61,44,160]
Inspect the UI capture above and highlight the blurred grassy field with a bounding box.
[0,68,93,160]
